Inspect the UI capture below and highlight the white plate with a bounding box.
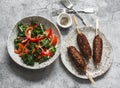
[7,16,61,69]
[61,27,112,79]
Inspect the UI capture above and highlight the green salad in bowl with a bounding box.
[7,16,61,69]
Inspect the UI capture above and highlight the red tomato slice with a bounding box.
[39,50,53,57]
[50,34,58,46]
[45,28,52,38]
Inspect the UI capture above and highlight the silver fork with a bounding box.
[61,0,87,26]
[52,8,95,16]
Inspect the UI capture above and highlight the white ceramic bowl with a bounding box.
[57,12,72,28]
[7,16,61,69]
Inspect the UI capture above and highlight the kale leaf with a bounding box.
[14,38,23,49]
[30,20,38,25]
[18,23,27,33]
[49,46,56,54]
[40,38,50,48]
[27,43,36,50]
[39,56,49,64]
[21,54,34,66]
[31,26,43,37]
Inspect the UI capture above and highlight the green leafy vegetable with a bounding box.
[40,38,50,48]
[18,32,25,37]
[31,24,45,37]
[21,54,34,66]
[18,23,27,33]
[14,38,23,49]
[33,50,40,58]
[49,46,56,54]
[39,56,49,64]
[31,26,43,37]
[14,38,22,43]
[31,20,38,25]
[27,43,36,50]
[14,43,18,49]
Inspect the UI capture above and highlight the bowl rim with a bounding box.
[7,16,62,69]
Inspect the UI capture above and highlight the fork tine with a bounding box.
[66,0,72,4]
[64,0,71,5]
[61,0,73,9]
[61,0,69,8]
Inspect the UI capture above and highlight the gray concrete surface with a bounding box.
[0,0,120,88]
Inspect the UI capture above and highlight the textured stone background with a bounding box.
[0,0,120,88]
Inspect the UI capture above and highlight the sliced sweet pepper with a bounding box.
[45,28,52,38]
[50,34,58,46]
[18,43,25,56]
[29,36,44,42]
[25,26,33,38]
[25,26,44,42]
